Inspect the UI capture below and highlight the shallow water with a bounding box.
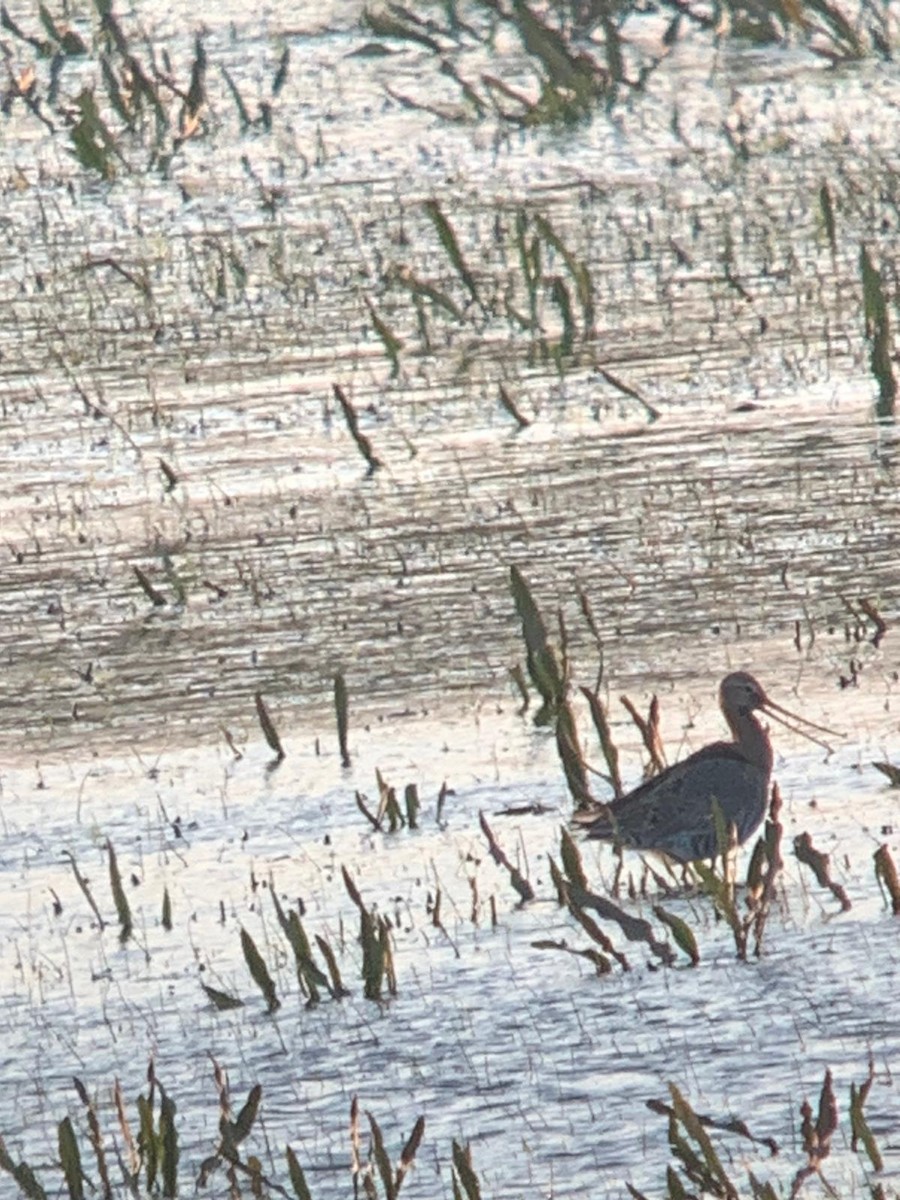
[1,1,900,1196]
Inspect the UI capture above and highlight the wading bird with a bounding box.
[575,672,835,863]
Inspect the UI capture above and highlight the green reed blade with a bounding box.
[368,1113,395,1200]
[285,1145,312,1200]
[558,827,588,890]
[451,1141,481,1200]
[332,383,383,473]
[159,1087,178,1199]
[240,927,281,1013]
[396,1115,425,1191]
[107,839,132,943]
[315,933,350,997]
[58,1117,84,1200]
[254,692,285,761]
[365,297,403,377]
[73,1077,111,1198]
[334,672,351,767]
[231,1085,262,1147]
[201,983,244,1011]
[422,199,480,305]
[652,905,699,966]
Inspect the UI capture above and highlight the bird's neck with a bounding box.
[727,710,773,773]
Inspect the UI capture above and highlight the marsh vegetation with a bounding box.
[1,0,899,1196]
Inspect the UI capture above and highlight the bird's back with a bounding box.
[578,741,770,862]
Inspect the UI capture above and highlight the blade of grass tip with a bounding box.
[815,1069,838,1157]
[184,32,206,121]
[272,44,290,95]
[858,596,887,645]
[315,933,351,997]
[240,927,281,1013]
[63,851,105,930]
[161,887,172,931]
[533,214,594,332]
[375,768,392,827]
[436,780,449,826]
[332,383,382,473]
[550,276,576,354]
[285,1145,313,1200]
[404,783,419,829]
[107,838,133,943]
[58,1117,84,1200]
[596,366,661,422]
[379,914,397,996]
[620,694,666,775]
[558,827,588,890]
[136,1093,158,1191]
[201,983,244,1011]
[387,263,465,321]
[220,64,253,130]
[287,912,325,1002]
[334,672,351,767]
[158,457,178,492]
[73,1077,111,1197]
[547,855,568,905]
[210,1055,230,1124]
[385,785,403,833]
[818,182,837,256]
[580,686,623,798]
[874,843,900,914]
[859,244,897,419]
[395,1116,425,1192]
[557,700,593,808]
[350,1096,361,1185]
[367,1113,395,1200]
[360,908,384,1001]
[270,873,301,945]
[498,383,531,429]
[113,1079,139,1182]
[509,564,566,721]
[230,1084,262,1148]
[849,1059,883,1172]
[133,563,167,606]
[451,1141,481,1200]
[364,296,403,378]
[793,833,852,911]
[422,199,480,306]
[342,865,365,912]
[355,789,382,830]
[254,691,285,761]
[479,812,535,902]
[652,905,700,966]
[747,1172,779,1200]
